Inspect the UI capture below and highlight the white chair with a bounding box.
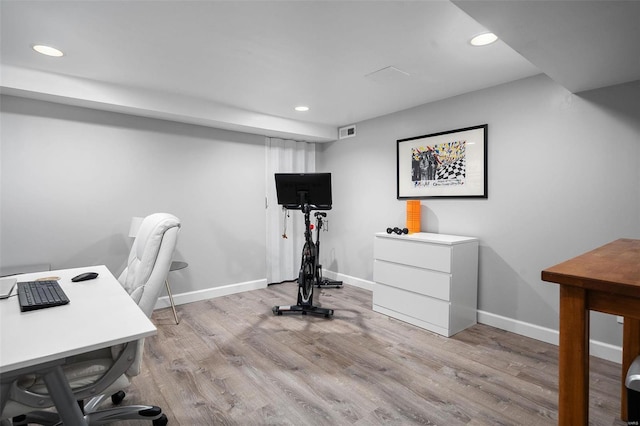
[1,213,181,426]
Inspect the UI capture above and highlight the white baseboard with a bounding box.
[155,272,370,309]
[155,273,622,364]
[155,278,267,310]
[323,271,622,363]
[478,310,622,364]
[322,270,375,291]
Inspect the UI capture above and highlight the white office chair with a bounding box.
[0,213,181,426]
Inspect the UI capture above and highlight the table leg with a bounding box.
[622,317,640,421]
[165,279,179,324]
[558,285,589,425]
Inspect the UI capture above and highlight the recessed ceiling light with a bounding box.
[32,44,64,57]
[294,106,309,112]
[470,32,498,47]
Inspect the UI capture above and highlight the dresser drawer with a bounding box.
[373,232,478,337]
[373,284,450,329]
[374,237,452,272]
[374,259,451,301]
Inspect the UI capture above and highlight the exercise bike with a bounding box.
[313,212,343,289]
[272,173,335,318]
[272,203,334,317]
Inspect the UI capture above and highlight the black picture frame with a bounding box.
[397,124,488,199]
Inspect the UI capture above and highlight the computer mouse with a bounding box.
[71,272,99,282]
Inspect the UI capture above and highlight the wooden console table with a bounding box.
[542,238,640,425]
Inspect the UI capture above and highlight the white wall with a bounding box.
[2,74,638,357]
[0,95,267,298]
[317,75,640,348]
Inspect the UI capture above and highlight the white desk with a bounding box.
[0,265,156,424]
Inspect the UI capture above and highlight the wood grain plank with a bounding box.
[109,282,625,425]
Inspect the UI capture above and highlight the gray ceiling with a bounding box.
[453,0,640,93]
[1,1,638,141]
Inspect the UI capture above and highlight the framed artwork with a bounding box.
[397,124,488,199]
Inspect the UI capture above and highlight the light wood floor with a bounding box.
[117,282,626,425]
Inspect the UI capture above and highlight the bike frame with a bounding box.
[272,203,334,318]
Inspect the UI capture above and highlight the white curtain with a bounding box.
[265,138,315,284]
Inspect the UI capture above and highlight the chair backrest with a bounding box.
[118,213,181,317]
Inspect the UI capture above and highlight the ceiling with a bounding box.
[1,1,638,142]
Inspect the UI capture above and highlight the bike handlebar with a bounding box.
[283,203,332,211]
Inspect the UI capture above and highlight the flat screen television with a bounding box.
[274,173,332,210]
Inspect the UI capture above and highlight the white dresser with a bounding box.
[373,232,478,337]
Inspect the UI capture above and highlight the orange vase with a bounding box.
[406,200,421,234]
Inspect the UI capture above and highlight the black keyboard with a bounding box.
[17,280,70,312]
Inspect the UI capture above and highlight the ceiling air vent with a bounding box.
[338,125,356,140]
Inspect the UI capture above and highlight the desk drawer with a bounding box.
[374,259,451,301]
[374,237,451,272]
[373,284,450,329]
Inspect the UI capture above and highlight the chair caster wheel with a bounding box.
[153,414,168,426]
[111,390,126,405]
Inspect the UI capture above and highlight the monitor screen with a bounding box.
[274,173,332,210]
